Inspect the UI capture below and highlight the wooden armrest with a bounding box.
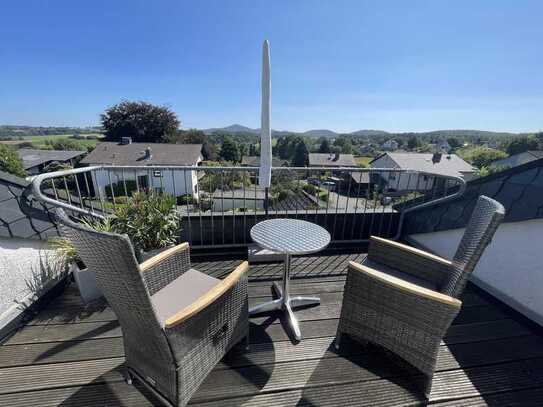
[164,261,249,329]
[348,261,461,308]
[370,236,452,267]
[139,242,190,272]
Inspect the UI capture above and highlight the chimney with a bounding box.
[432,152,442,164]
[121,137,132,145]
[144,147,152,160]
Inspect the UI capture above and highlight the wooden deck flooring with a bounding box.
[1,252,543,406]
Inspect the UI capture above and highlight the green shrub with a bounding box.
[0,144,26,177]
[303,183,318,195]
[457,146,507,169]
[113,191,181,252]
[176,194,194,205]
[317,189,329,202]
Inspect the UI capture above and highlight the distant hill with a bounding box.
[408,129,518,138]
[203,125,341,138]
[348,129,390,137]
[301,129,338,138]
[203,124,259,135]
[201,124,523,139]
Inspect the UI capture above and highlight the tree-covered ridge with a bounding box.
[0,125,102,138]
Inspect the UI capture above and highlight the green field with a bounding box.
[0,134,104,149]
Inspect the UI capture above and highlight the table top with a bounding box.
[250,218,331,255]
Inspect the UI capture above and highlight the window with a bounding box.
[137,175,149,189]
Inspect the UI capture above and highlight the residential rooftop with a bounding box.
[371,152,476,178]
[308,153,356,167]
[80,142,203,166]
[241,156,289,167]
[492,150,543,169]
[17,148,86,170]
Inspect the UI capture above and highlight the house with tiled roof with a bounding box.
[371,152,476,192]
[80,138,203,199]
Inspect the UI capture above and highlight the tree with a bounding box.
[407,136,420,150]
[45,138,86,151]
[333,137,353,154]
[0,145,27,177]
[101,100,180,143]
[166,129,217,160]
[274,136,291,159]
[535,132,543,148]
[239,144,248,161]
[318,138,331,153]
[292,140,309,167]
[220,136,240,162]
[249,144,258,156]
[458,146,507,168]
[505,136,538,156]
[447,137,462,149]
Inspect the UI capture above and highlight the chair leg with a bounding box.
[244,332,250,351]
[422,373,433,400]
[334,332,342,350]
[124,368,133,385]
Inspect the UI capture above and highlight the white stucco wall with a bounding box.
[0,238,65,328]
[409,218,543,325]
[91,168,199,199]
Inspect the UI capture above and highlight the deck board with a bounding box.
[1,251,542,406]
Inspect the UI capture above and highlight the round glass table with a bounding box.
[249,218,331,340]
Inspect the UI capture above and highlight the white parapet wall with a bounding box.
[0,237,65,333]
[408,218,543,326]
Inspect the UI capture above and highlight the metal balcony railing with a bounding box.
[30,165,466,247]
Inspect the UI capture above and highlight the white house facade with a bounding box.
[370,152,476,192]
[80,140,203,200]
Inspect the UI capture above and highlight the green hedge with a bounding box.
[176,194,195,205]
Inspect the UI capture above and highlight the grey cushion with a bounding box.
[361,257,438,291]
[151,268,220,327]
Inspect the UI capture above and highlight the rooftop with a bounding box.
[241,156,289,167]
[80,142,203,166]
[0,170,58,240]
[492,150,543,169]
[371,152,476,178]
[17,148,86,170]
[1,251,542,405]
[309,153,356,167]
[349,171,371,184]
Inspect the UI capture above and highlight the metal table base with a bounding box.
[249,253,320,340]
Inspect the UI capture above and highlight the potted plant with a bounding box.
[50,192,181,301]
[49,217,115,304]
[112,191,182,262]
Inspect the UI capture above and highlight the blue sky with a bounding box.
[1,1,542,133]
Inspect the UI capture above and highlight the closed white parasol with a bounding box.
[259,40,272,189]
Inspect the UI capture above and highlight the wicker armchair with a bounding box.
[335,195,505,396]
[54,209,249,407]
